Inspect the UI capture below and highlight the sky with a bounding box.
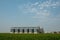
[0,0,60,33]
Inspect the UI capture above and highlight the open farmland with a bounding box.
[0,33,60,40]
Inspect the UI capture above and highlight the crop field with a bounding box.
[0,33,60,40]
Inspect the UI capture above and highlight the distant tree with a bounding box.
[22,29,24,33]
[13,29,15,33]
[18,29,20,33]
[32,29,34,33]
[27,29,29,33]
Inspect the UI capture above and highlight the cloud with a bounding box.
[32,2,39,5]
[18,0,59,18]
[16,0,60,32]
[18,1,60,23]
[31,0,60,9]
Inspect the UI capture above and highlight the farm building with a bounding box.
[10,27,44,34]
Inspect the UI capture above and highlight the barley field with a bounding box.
[0,33,60,40]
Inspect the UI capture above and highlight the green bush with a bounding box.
[0,33,60,40]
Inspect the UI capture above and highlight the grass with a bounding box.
[0,33,60,40]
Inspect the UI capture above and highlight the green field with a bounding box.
[0,33,60,40]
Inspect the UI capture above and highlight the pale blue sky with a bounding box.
[0,0,60,33]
